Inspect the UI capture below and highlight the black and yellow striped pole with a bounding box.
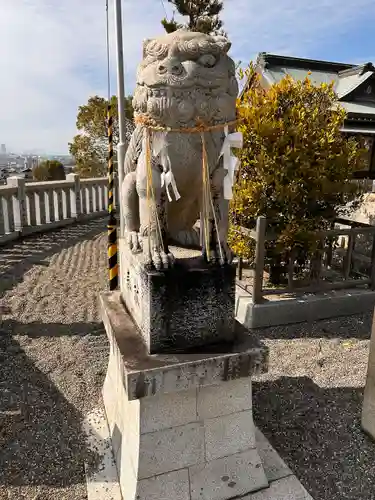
[107,103,118,290]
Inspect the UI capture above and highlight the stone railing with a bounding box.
[0,174,117,245]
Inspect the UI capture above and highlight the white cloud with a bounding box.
[0,0,374,153]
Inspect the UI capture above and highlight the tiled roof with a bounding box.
[244,53,375,132]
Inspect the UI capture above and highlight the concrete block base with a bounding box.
[100,291,270,500]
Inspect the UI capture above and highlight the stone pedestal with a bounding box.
[362,307,375,438]
[119,238,236,353]
[101,291,270,500]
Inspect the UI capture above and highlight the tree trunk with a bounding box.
[287,249,295,288]
[269,254,284,285]
[310,251,323,282]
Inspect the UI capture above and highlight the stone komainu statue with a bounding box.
[122,29,239,269]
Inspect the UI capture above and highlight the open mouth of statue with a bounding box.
[139,87,188,102]
[144,87,170,98]
[137,86,220,104]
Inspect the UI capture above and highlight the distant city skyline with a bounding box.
[0,145,73,157]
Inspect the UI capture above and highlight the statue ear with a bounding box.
[214,36,231,54]
[142,38,152,58]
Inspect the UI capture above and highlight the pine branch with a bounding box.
[161,17,182,33]
[163,0,225,35]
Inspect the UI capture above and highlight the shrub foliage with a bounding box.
[33,160,66,181]
[230,66,366,282]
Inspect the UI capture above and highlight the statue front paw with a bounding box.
[142,239,175,270]
[150,247,175,270]
[126,231,142,253]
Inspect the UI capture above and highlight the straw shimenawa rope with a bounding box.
[135,115,240,134]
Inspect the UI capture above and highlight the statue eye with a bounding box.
[197,54,217,68]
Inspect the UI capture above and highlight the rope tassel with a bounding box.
[200,132,211,261]
[200,132,224,264]
[152,131,181,202]
[145,129,164,255]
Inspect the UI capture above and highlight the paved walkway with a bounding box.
[0,219,375,500]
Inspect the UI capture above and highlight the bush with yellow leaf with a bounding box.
[32,160,66,182]
[230,66,366,283]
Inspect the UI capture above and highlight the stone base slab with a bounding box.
[236,285,375,329]
[101,291,268,401]
[100,291,270,500]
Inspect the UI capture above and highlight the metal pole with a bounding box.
[107,103,118,290]
[114,0,127,238]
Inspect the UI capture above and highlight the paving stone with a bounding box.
[204,409,256,461]
[189,448,268,500]
[197,378,252,420]
[242,475,313,500]
[256,428,293,482]
[138,422,205,479]
[137,469,190,500]
[83,408,122,500]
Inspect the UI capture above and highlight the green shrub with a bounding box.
[230,66,366,283]
[33,160,66,181]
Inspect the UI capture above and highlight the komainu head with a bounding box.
[133,29,238,127]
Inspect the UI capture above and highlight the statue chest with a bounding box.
[164,133,221,189]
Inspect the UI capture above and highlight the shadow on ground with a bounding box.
[253,376,375,500]
[0,331,101,488]
[0,218,106,296]
[251,312,373,340]
[0,319,105,337]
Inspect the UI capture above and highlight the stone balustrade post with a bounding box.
[66,173,81,219]
[7,176,27,232]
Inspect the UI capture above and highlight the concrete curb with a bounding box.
[236,285,375,328]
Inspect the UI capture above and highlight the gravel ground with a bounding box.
[0,219,375,499]
[252,314,375,500]
[0,219,109,500]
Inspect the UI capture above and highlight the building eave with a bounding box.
[257,52,356,73]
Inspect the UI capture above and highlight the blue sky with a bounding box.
[1,0,375,154]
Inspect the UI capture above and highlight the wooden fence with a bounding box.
[0,174,118,245]
[236,216,375,303]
